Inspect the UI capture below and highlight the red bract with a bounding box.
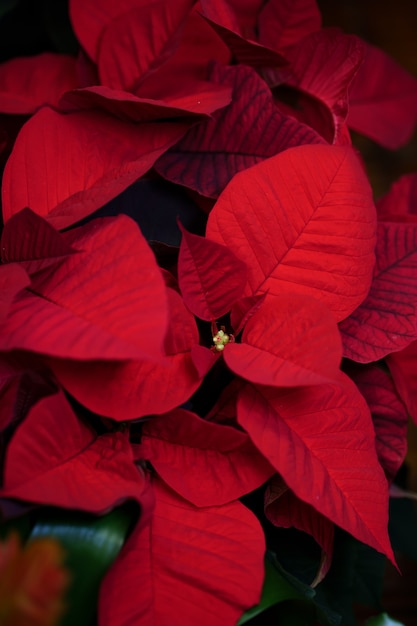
[156,63,325,198]
[207,144,377,322]
[339,221,417,362]
[237,374,394,562]
[258,0,321,52]
[99,477,265,626]
[377,172,417,219]
[0,264,29,321]
[1,107,190,228]
[387,342,417,425]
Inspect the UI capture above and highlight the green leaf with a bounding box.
[365,613,405,626]
[29,502,138,626]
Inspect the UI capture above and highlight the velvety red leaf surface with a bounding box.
[224,295,342,387]
[0,264,30,321]
[139,408,274,506]
[0,53,78,114]
[387,341,417,425]
[377,173,417,219]
[206,144,377,322]
[340,221,417,362]
[258,0,321,52]
[97,1,194,92]
[2,390,148,512]
[2,107,189,229]
[346,364,408,483]
[348,42,417,149]
[49,287,202,420]
[265,476,334,585]
[230,293,266,335]
[99,478,265,626]
[237,375,394,561]
[155,63,325,198]
[0,216,168,362]
[177,224,247,320]
[60,82,231,122]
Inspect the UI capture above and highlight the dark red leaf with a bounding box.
[2,107,190,229]
[0,53,78,114]
[155,63,325,198]
[2,390,148,512]
[0,264,30,321]
[339,221,417,362]
[224,295,342,386]
[230,293,266,335]
[346,363,408,482]
[99,477,265,626]
[377,173,417,219]
[177,223,247,320]
[348,42,417,149]
[387,341,417,425]
[258,0,321,52]
[48,287,202,420]
[207,144,377,322]
[237,375,394,561]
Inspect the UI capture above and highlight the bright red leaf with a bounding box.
[206,144,377,322]
[348,42,417,149]
[177,223,247,320]
[339,221,417,362]
[139,408,274,506]
[155,63,325,198]
[237,374,394,561]
[99,477,265,626]
[2,107,189,229]
[2,390,148,512]
[0,53,78,114]
[224,295,342,386]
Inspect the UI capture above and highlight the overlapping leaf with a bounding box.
[377,173,417,219]
[178,223,247,320]
[258,0,321,52]
[387,342,417,425]
[139,408,274,506]
[206,144,377,322]
[340,221,417,362]
[155,63,325,198]
[99,478,265,626]
[237,374,394,561]
[224,295,342,387]
[2,390,148,512]
[2,107,189,228]
[0,263,29,320]
[348,42,417,149]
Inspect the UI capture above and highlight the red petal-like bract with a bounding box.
[347,364,408,483]
[155,63,325,198]
[0,264,30,321]
[377,173,417,219]
[49,287,201,420]
[2,107,189,229]
[258,0,321,52]
[139,408,274,506]
[207,144,376,322]
[387,342,417,425]
[340,221,417,362]
[177,223,247,320]
[265,477,334,585]
[0,53,78,114]
[237,374,394,561]
[2,391,148,512]
[97,1,194,92]
[99,478,265,626]
[0,216,168,362]
[224,295,342,387]
[348,42,417,149]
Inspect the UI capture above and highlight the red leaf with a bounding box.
[207,144,377,322]
[139,408,274,506]
[230,293,266,335]
[2,390,148,512]
[339,221,417,362]
[348,42,417,149]
[48,287,202,420]
[0,264,30,321]
[2,107,189,229]
[346,363,408,482]
[224,295,342,386]
[99,478,265,626]
[155,63,325,198]
[258,0,321,52]
[265,476,334,585]
[178,223,247,320]
[377,173,417,219]
[387,341,417,425]
[97,1,194,92]
[237,375,394,561]
[0,53,78,114]
[0,216,168,362]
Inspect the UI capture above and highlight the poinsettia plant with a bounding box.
[0,0,417,624]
